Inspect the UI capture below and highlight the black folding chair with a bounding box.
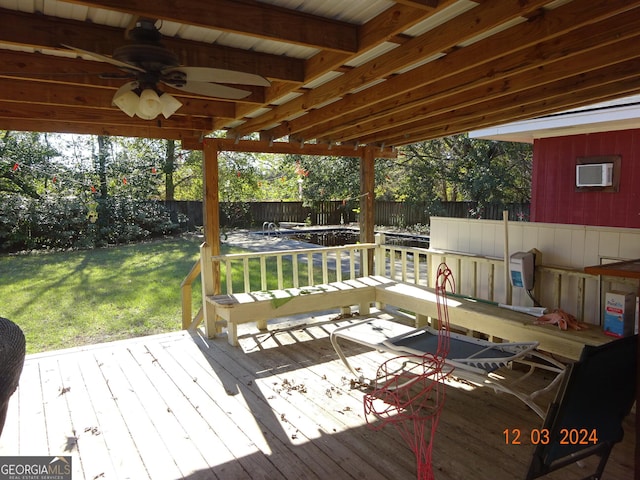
[525,334,637,480]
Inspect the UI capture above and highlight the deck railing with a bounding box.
[181,234,603,329]
[180,259,202,330]
[211,243,376,295]
[375,242,430,285]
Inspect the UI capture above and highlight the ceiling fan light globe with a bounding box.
[112,90,139,117]
[159,93,183,118]
[137,89,163,119]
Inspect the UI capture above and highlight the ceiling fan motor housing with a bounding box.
[113,44,179,73]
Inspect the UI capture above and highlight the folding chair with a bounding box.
[525,334,637,480]
[331,270,565,418]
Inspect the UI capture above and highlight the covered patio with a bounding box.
[1,1,639,478]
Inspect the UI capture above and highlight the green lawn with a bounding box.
[0,235,346,354]
[0,236,208,354]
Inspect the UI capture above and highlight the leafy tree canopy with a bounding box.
[0,131,60,198]
[400,134,532,207]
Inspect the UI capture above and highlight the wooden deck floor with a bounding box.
[0,315,635,480]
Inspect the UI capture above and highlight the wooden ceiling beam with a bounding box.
[0,77,237,120]
[0,118,201,142]
[372,72,640,147]
[386,84,640,147]
[0,8,304,82]
[393,0,440,10]
[312,14,640,144]
[347,54,640,146]
[0,50,264,106]
[231,1,454,128]
[272,0,640,142]
[2,1,640,146]
[300,0,458,82]
[229,0,555,138]
[203,138,397,159]
[356,0,458,52]
[65,0,358,53]
[0,101,213,131]
[0,50,126,88]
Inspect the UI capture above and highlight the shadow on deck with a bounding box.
[0,315,635,480]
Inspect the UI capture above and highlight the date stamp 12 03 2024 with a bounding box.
[503,428,598,446]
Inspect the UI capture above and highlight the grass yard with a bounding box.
[0,235,207,354]
[1,234,345,354]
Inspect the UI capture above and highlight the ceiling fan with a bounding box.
[62,18,270,119]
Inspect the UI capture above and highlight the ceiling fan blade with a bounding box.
[168,80,252,99]
[165,66,270,86]
[61,44,146,73]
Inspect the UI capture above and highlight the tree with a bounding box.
[400,134,532,213]
[165,140,176,200]
[288,154,359,202]
[107,137,164,199]
[446,136,532,206]
[95,135,109,199]
[172,149,203,201]
[0,131,59,198]
[284,154,394,203]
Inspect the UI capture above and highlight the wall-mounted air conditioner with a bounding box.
[576,163,613,187]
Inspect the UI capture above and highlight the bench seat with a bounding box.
[206,277,377,345]
[370,275,610,360]
[206,274,610,358]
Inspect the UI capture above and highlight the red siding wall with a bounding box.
[531,128,640,228]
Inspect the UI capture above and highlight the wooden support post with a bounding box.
[503,210,512,305]
[201,141,222,338]
[360,146,375,275]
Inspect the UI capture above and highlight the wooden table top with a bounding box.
[584,258,640,279]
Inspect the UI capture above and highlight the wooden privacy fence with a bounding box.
[164,200,530,228]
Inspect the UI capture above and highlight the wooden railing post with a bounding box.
[200,242,220,338]
[181,259,201,330]
[375,233,385,276]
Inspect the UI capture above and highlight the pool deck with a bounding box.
[226,226,430,250]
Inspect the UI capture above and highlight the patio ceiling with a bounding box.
[1,0,640,149]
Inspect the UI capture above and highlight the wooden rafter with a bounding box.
[0,118,202,141]
[1,0,640,147]
[230,1,452,127]
[267,0,640,144]
[0,77,238,120]
[229,0,555,138]
[0,100,213,130]
[0,8,305,83]
[363,62,640,147]
[202,138,397,158]
[393,0,440,10]
[66,0,359,53]
[311,11,640,145]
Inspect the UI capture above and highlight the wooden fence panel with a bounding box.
[162,200,530,228]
